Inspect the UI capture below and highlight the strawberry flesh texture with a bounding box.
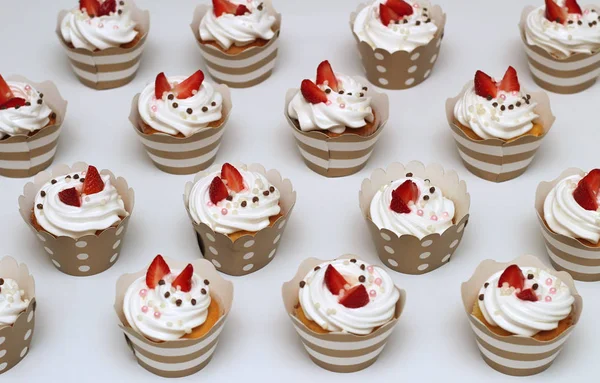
[213,0,250,17]
[564,0,582,15]
[172,264,194,292]
[0,75,15,105]
[498,66,520,93]
[386,0,414,17]
[573,169,600,211]
[316,60,339,92]
[221,163,245,193]
[516,289,538,302]
[474,70,498,99]
[82,165,104,195]
[79,0,100,17]
[390,197,411,214]
[154,72,172,100]
[174,70,204,99]
[97,0,116,16]
[379,3,401,27]
[146,255,171,289]
[497,264,525,290]
[58,187,81,207]
[545,0,568,24]
[300,79,327,104]
[0,98,27,110]
[392,180,419,204]
[339,284,370,309]
[324,265,348,295]
[209,176,229,204]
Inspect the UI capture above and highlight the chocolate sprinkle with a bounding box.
[176,299,182,306]
[403,19,408,24]
[263,191,270,196]
[201,288,207,295]
[0,278,3,285]
[172,102,178,108]
[338,90,344,94]
[269,186,275,193]
[204,279,210,285]
[226,195,233,201]
[358,275,366,283]
[191,299,197,305]
[359,92,364,97]
[568,20,574,24]
[508,105,514,110]
[168,94,174,100]
[118,9,122,14]
[158,279,165,285]
[406,172,413,177]
[527,274,534,280]
[40,191,46,197]
[532,283,539,290]
[429,187,435,193]
[241,201,247,208]
[347,92,352,96]
[314,266,321,271]
[484,282,489,288]
[164,292,170,298]
[202,106,208,112]
[325,89,331,94]
[37,204,43,209]
[423,195,430,201]
[37,99,43,105]
[73,174,79,179]
[362,86,368,91]
[578,20,583,25]
[211,101,216,106]
[51,179,57,184]
[252,196,259,203]
[39,93,44,98]
[516,101,521,107]
[25,102,31,106]
[416,21,421,26]
[486,95,492,101]
[186,108,193,114]
[257,3,263,11]
[299,281,306,288]
[492,102,498,107]
[478,294,484,301]
[500,105,506,111]
[80,178,85,183]
[350,259,357,263]
[360,264,366,270]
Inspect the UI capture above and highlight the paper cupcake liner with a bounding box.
[284,83,389,178]
[191,1,282,88]
[519,6,600,94]
[0,76,67,178]
[461,254,582,376]
[445,83,556,183]
[56,0,150,90]
[18,162,135,276]
[129,85,232,175]
[359,161,470,274]
[349,3,446,90]
[0,257,36,375]
[114,256,234,378]
[282,255,406,373]
[184,163,296,276]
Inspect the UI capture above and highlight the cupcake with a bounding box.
[0,257,36,375]
[350,0,446,89]
[446,67,555,182]
[183,162,296,276]
[284,60,389,178]
[18,162,135,276]
[359,161,470,274]
[56,0,150,90]
[115,255,233,377]
[129,70,232,175]
[282,255,406,372]
[536,168,600,281]
[191,0,282,88]
[520,0,600,94]
[0,75,67,178]
[462,255,582,376]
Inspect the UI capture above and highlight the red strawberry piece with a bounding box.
[474,70,498,99]
[498,66,520,93]
[221,163,245,193]
[0,75,15,106]
[146,255,171,289]
[97,0,116,16]
[516,288,538,302]
[300,79,327,104]
[379,3,401,27]
[209,176,229,204]
[497,264,525,290]
[573,169,600,211]
[154,72,172,100]
[174,70,204,99]
[392,180,419,205]
[213,0,250,17]
[58,187,81,207]
[79,0,100,17]
[386,0,414,17]
[172,264,194,292]
[545,0,568,24]
[564,0,582,15]
[82,165,105,195]
[235,4,250,15]
[316,60,339,92]
[339,284,370,309]
[390,196,410,214]
[0,98,27,110]
[324,264,349,295]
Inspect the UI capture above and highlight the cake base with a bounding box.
[198,38,270,55]
[138,113,226,138]
[227,213,284,241]
[290,109,379,138]
[294,303,329,334]
[183,297,221,339]
[455,120,544,142]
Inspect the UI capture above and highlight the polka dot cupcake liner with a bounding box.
[461,255,582,376]
[0,257,36,375]
[359,161,470,275]
[18,162,135,277]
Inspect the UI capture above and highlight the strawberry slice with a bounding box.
[0,75,15,106]
[172,264,194,292]
[386,0,414,17]
[97,0,116,16]
[0,98,27,109]
[564,0,582,15]
[545,0,568,24]
[339,284,369,309]
[316,60,339,92]
[300,79,327,104]
[174,70,204,99]
[516,288,538,302]
[379,3,400,27]
[498,66,520,93]
[82,165,104,195]
[79,0,100,17]
[324,264,349,295]
[154,72,172,100]
[209,176,229,204]
[146,255,171,289]
[573,169,600,211]
[221,163,245,193]
[58,187,81,207]
[392,180,419,205]
[213,0,250,17]
[474,70,498,99]
[390,197,410,214]
[497,265,525,290]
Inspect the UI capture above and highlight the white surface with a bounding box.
[1,0,599,381]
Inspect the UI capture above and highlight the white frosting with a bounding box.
[33,171,128,238]
[199,0,277,50]
[544,174,600,244]
[60,2,139,51]
[123,269,212,342]
[370,176,455,239]
[188,168,281,234]
[525,5,600,59]
[478,267,574,337]
[0,278,30,327]
[138,76,223,137]
[0,82,52,139]
[353,0,438,53]
[298,259,399,335]
[287,74,374,134]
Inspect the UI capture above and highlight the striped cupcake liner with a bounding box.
[282,255,406,373]
[446,84,555,183]
[520,6,600,94]
[284,84,389,178]
[191,1,281,88]
[56,0,150,90]
[129,85,232,175]
[115,257,233,378]
[461,255,582,376]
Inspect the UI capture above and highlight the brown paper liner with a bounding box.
[18,162,135,276]
[519,5,600,94]
[0,76,68,178]
[284,82,389,178]
[445,83,555,183]
[114,256,233,378]
[0,257,36,375]
[461,254,582,376]
[190,1,282,88]
[56,0,150,90]
[129,84,232,175]
[359,161,470,274]
[282,255,406,373]
[349,2,446,90]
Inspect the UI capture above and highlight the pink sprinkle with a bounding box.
[339,103,346,109]
[511,91,518,96]
[545,296,552,302]
[584,9,590,15]
[549,287,557,295]
[221,208,228,215]
[154,312,161,319]
[442,212,449,218]
[374,278,382,286]
[545,278,553,286]
[499,94,506,100]
[417,210,424,216]
[151,105,158,112]
[24,85,31,91]
[207,201,214,207]
[413,3,419,8]
[139,289,147,298]
[431,215,438,221]
[87,20,92,24]
[326,100,332,106]
[141,306,148,313]
[113,25,119,30]
[367,266,374,274]
[98,23,104,28]
[369,290,377,297]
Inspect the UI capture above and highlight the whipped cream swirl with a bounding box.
[199,0,277,50]
[0,81,52,139]
[0,278,30,327]
[478,267,574,337]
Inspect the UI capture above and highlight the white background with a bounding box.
[1,0,599,381]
